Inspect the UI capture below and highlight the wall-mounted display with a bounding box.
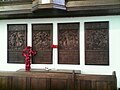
[32,24,53,64]
[58,23,80,64]
[85,21,109,65]
[7,24,27,63]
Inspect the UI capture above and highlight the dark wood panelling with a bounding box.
[76,80,92,90]
[51,79,68,90]
[0,76,12,90]
[7,24,27,63]
[75,72,117,90]
[0,77,8,90]
[58,23,80,64]
[96,81,108,90]
[85,21,109,65]
[32,24,53,64]
[0,71,117,90]
[12,76,27,90]
[30,78,47,90]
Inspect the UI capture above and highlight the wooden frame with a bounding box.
[32,23,53,64]
[7,24,27,63]
[85,21,109,65]
[58,23,80,64]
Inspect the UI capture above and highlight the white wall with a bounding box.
[0,15,120,88]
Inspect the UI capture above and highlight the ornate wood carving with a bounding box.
[32,24,53,64]
[7,24,27,63]
[58,23,80,64]
[85,21,109,65]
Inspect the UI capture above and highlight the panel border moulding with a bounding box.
[85,21,109,65]
[7,24,27,63]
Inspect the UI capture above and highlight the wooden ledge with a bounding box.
[17,69,81,74]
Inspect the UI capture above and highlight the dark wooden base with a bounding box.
[0,70,117,90]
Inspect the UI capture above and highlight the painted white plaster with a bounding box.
[0,15,120,89]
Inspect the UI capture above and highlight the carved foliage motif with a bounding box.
[59,30,79,50]
[32,30,51,50]
[7,24,27,63]
[32,24,53,64]
[85,22,109,65]
[8,31,26,50]
[85,30,108,50]
[58,23,80,64]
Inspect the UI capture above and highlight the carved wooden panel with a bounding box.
[85,21,109,65]
[7,24,27,63]
[58,23,80,64]
[32,24,53,64]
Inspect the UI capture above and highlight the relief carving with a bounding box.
[8,31,25,50]
[59,30,79,50]
[58,23,80,64]
[7,24,27,63]
[85,30,109,50]
[32,30,51,50]
[85,22,109,65]
[32,24,53,64]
